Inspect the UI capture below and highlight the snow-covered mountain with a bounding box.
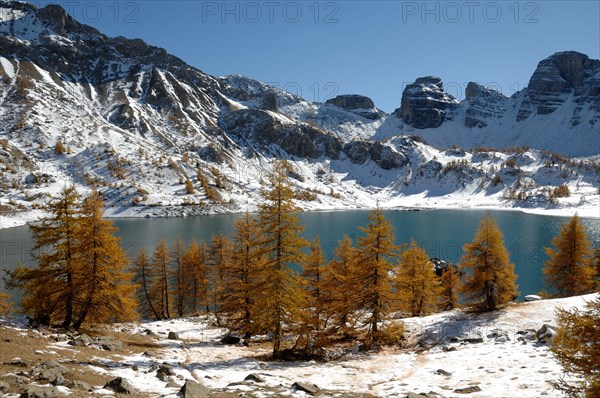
[378,52,600,156]
[0,1,598,226]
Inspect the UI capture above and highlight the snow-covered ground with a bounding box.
[20,294,589,398]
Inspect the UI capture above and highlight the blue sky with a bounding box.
[35,0,600,112]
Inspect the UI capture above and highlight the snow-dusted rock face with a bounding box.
[517,51,600,123]
[325,94,385,120]
[464,82,510,128]
[396,76,460,129]
[388,52,600,156]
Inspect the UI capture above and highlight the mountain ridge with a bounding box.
[0,1,598,226]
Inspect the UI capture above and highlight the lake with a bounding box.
[1,209,599,299]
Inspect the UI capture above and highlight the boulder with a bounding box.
[103,377,135,395]
[31,360,68,384]
[69,334,92,346]
[244,373,265,383]
[454,385,482,394]
[220,335,241,345]
[20,385,61,398]
[435,369,452,376]
[157,364,176,377]
[167,331,179,340]
[179,380,211,398]
[536,324,557,342]
[406,393,427,398]
[292,381,319,395]
[0,381,8,392]
[94,336,123,351]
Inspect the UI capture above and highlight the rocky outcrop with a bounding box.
[397,76,459,129]
[343,141,408,170]
[325,95,384,120]
[326,94,374,110]
[517,51,600,122]
[219,109,342,159]
[464,82,509,128]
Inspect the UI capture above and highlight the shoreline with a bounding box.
[1,199,598,230]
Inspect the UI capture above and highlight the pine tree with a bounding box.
[71,190,137,329]
[133,247,160,320]
[438,265,461,311]
[594,248,600,290]
[223,212,262,338]
[182,239,208,315]
[396,240,441,317]
[150,240,171,319]
[543,215,596,297]
[322,235,357,336]
[551,295,600,397]
[171,238,186,317]
[300,236,327,353]
[460,216,518,311]
[352,207,399,346]
[5,185,81,327]
[255,160,307,356]
[207,234,233,323]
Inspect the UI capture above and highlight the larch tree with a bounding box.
[5,185,81,328]
[460,216,518,311]
[300,236,327,353]
[396,240,441,317]
[352,207,400,346]
[438,265,462,311]
[182,239,208,315]
[133,247,160,320]
[72,190,137,329]
[551,295,600,397]
[150,240,171,319]
[207,233,233,323]
[322,235,357,336]
[171,238,187,317]
[543,215,596,297]
[0,289,12,316]
[223,212,262,338]
[255,160,307,356]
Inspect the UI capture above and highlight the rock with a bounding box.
[11,358,27,367]
[167,331,179,340]
[71,381,92,391]
[157,365,176,377]
[464,82,508,128]
[435,369,452,376]
[244,373,265,383]
[220,335,241,345]
[495,335,509,343]
[291,381,320,395]
[518,51,600,120]
[0,381,8,392]
[397,76,459,129]
[536,324,557,342]
[524,295,542,302]
[179,380,211,398]
[406,393,427,398]
[454,385,482,394]
[463,331,484,344]
[31,360,68,382]
[103,377,136,395]
[166,379,183,388]
[69,333,92,346]
[326,94,375,110]
[94,336,123,351]
[20,385,61,398]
